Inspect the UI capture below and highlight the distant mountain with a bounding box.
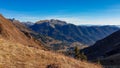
[22,21,34,26]
[36,19,67,26]
[81,30,120,65]
[29,19,119,45]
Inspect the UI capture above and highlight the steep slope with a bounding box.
[0,14,43,49]
[82,30,120,61]
[30,19,119,45]
[0,39,102,68]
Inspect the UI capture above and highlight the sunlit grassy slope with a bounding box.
[0,39,102,68]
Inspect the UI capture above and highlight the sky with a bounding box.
[0,0,120,25]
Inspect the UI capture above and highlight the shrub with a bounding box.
[80,52,87,61]
[74,46,87,61]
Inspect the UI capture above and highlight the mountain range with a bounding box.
[30,19,119,45]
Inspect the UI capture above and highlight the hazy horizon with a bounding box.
[0,0,120,25]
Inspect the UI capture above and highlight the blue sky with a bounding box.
[0,0,120,25]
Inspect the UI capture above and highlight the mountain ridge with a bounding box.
[30,19,119,45]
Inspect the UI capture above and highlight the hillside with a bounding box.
[0,39,102,68]
[0,14,44,49]
[81,30,120,66]
[30,19,119,45]
[82,30,120,60]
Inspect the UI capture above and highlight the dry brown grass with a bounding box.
[0,39,102,68]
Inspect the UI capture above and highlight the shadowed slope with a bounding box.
[82,30,120,60]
